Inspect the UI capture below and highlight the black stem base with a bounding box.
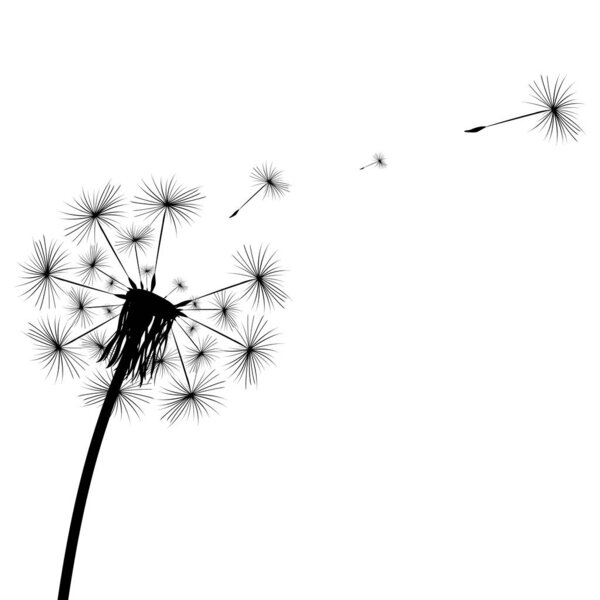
[57,359,128,600]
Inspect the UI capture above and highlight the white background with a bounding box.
[1,1,599,598]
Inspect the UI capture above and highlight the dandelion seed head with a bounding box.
[116,224,154,254]
[20,237,70,308]
[186,337,218,372]
[373,153,387,168]
[27,318,86,380]
[234,245,287,309]
[66,288,95,328]
[23,179,286,423]
[134,176,204,229]
[250,163,290,200]
[171,277,188,293]
[76,244,110,284]
[528,75,582,142]
[225,316,278,387]
[161,371,224,423]
[210,291,240,330]
[64,182,125,243]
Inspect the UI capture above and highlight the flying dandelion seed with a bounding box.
[464,75,582,142]
[20,178,286,600]
[359,153,387,170]
[229,163,290,218]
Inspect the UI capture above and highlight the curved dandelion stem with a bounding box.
[57,358,128,600]
[465,109,546,132]
[229,184,266,219]
[179,313,244,346]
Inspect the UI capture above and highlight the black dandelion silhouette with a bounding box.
[360,153,387,170]
[465,75,582,142]
[229,163,290,218]
[20,177,287,600]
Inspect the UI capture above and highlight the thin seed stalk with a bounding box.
[360,161,377,170]
[465,109,547,133]
[229,184,266,218]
